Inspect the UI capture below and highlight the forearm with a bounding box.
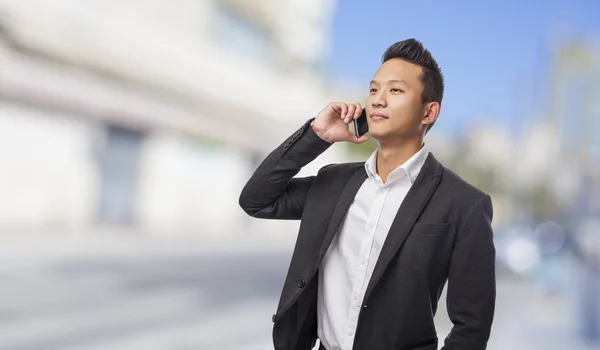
[238,118,333,218]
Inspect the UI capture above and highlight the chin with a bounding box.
[367,131,390,143]
[368,126,393,138]
[370,129,413,143]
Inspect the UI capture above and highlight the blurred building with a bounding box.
[0,0,347,235]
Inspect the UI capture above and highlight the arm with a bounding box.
[238,118,333,220]
[442,195,496,350]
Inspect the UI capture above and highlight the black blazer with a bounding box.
[239,118,496,350]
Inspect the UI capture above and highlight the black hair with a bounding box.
[382,39,444,132]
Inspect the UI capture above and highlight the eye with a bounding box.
[391,88,403,93]
[369,88,377,93]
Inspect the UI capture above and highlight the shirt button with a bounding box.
[353,295,358,300]
[348,330,353,336]
[361,260,366,266]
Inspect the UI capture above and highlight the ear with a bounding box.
[422,102,440,127]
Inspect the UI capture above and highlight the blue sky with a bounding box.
[328,0,600,138]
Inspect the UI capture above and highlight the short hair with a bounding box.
[382,39,444,132]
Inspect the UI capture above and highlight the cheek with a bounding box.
[388,99,412,119]
[390,96,421,118]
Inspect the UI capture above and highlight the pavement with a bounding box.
[0,231,596,350]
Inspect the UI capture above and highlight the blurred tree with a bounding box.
[345,137,379,160]
[192,137,224,150]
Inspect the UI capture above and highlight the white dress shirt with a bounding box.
[317,145,429,350]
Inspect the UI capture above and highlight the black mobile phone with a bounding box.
[353,108,368,138]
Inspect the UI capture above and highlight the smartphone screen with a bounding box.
[353,108,368,138]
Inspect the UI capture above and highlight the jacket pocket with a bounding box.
[411,223,449,235]
[399,337,438,350]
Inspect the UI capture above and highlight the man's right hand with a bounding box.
[312,102,370,144]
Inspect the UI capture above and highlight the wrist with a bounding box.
[311,121,332,144]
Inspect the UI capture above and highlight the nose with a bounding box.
[371,91,387,108]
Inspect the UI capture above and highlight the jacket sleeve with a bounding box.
[238,118,333,220]
[442,194,496,350]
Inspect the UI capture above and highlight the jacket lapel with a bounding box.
[362,153,444,303]
[311,165,367,274]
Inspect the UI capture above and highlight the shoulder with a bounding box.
[318,161,364,175]
[314,161,365,185]
[438,164,493,219]
[440,166,487,200]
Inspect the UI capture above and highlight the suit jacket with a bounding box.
[239,118,496,350]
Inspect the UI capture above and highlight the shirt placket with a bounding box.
[343,185,387,349]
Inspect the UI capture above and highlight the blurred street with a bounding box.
[0,232,288,350]
[0,232,596,350]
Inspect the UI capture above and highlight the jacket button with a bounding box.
[297,279,306,288]
[272,314,277,322]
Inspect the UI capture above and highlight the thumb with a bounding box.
[346,134,370,144]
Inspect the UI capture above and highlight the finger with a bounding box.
[340,103,348,120]
[345,104,356,123]
[330,102,341,115]
[354,103,363,118]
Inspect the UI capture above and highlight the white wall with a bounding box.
[136,133,249,234]
[0,103,99,229]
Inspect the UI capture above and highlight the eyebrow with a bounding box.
[370,79,408,86]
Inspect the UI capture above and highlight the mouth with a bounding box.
[370,112,389,120]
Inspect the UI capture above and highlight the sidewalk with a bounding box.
[0,229,298,285]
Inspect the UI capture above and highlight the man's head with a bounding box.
[366,39,444,142]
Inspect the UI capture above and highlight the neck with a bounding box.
[375,137,423,183]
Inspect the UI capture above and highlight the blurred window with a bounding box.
[212,3,273,62]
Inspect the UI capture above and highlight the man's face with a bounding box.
[366,58,429,142]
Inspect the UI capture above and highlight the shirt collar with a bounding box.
[364,144,429,184]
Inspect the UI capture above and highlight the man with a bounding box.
[239,39,495,350]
